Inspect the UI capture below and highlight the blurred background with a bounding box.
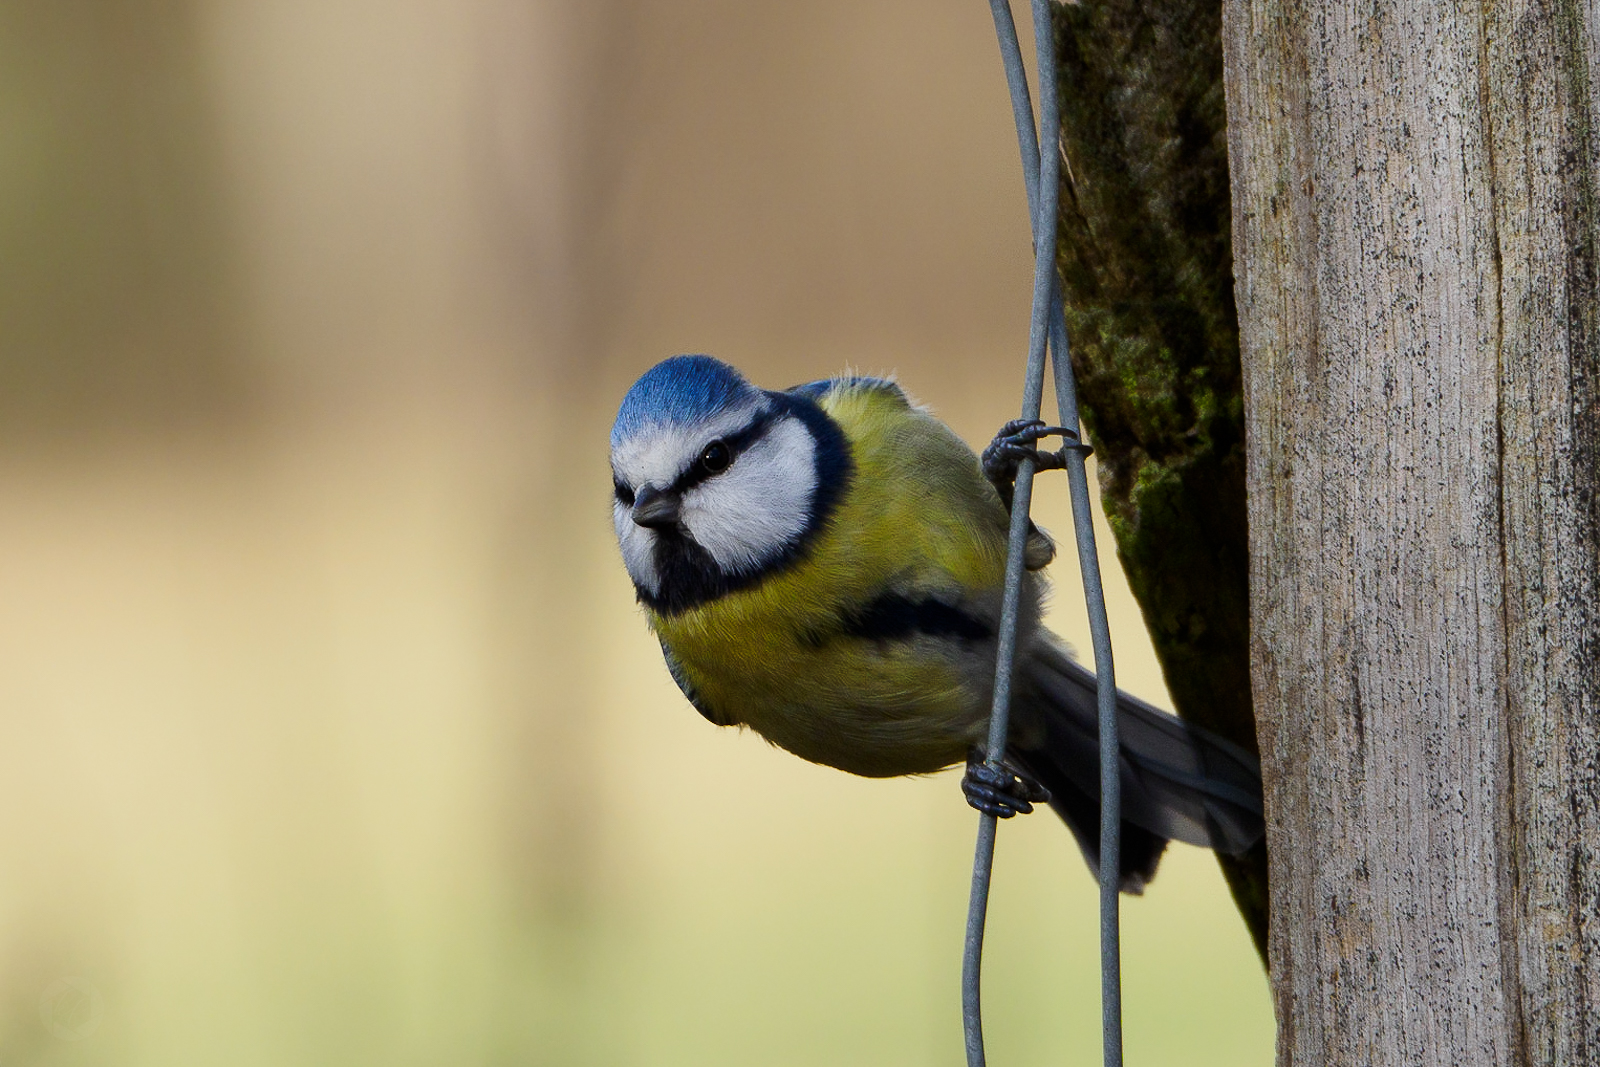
[0,1,1271,1063]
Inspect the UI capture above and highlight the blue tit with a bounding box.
[610,355,1263,891]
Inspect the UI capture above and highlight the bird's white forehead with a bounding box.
[610,394,770,487]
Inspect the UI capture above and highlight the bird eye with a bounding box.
[699,440,731,474]
[613,478,635,506]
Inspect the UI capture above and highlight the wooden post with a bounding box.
[1223,0,1600,1058]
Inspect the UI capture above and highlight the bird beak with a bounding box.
[631,484,681,529]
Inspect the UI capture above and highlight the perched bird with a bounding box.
[610,355,1263,890]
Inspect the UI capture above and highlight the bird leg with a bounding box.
[962,748,1051,818]
[981,419,1074,510]
[982,418,1083,570]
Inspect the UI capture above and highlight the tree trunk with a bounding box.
[1049,0,1269,958]
[1223,0,1600,1059]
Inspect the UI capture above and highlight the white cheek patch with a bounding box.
[680,417,817,575]
[614,499,660,596]
[610,397,767,492]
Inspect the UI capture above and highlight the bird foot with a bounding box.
[981,419,1077,494]
[962,751,1050,818]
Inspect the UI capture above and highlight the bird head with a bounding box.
[609,355,846,614]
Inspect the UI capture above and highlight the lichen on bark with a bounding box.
[1046,0,1267,958]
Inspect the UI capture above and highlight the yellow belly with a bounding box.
[648,378,1019,778]
[656,593,988,777]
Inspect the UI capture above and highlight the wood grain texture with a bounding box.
[1223,0,1600,1058]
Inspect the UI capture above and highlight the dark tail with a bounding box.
[1007,637,1265,894]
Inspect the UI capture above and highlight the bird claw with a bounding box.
[962,751,1051,818]
[981,419,1076,491]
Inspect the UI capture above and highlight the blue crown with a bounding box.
[612,355,754,447]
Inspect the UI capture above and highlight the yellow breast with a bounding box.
[649,379,1018,777]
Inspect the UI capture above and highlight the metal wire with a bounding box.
[963,2,1123,1064]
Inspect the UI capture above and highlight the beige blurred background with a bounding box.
[0,2,1271,1064]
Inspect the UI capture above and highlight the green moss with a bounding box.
[1047,0,1267,961]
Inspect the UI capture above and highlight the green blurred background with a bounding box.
[0,1,1272,1063]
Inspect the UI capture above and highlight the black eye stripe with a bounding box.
[671,410,777,493]
[636,390,851,616]
[613,412,770,506]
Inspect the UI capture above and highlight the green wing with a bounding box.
[660,641,728,726]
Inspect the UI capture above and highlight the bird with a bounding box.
[609,354,1263,891]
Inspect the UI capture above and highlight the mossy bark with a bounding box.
[1044,0,1268,960]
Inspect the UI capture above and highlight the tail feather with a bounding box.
[1008,749,1172,893]
[1008,637,1265,892]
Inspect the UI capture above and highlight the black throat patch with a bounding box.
[636,391,852,617]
